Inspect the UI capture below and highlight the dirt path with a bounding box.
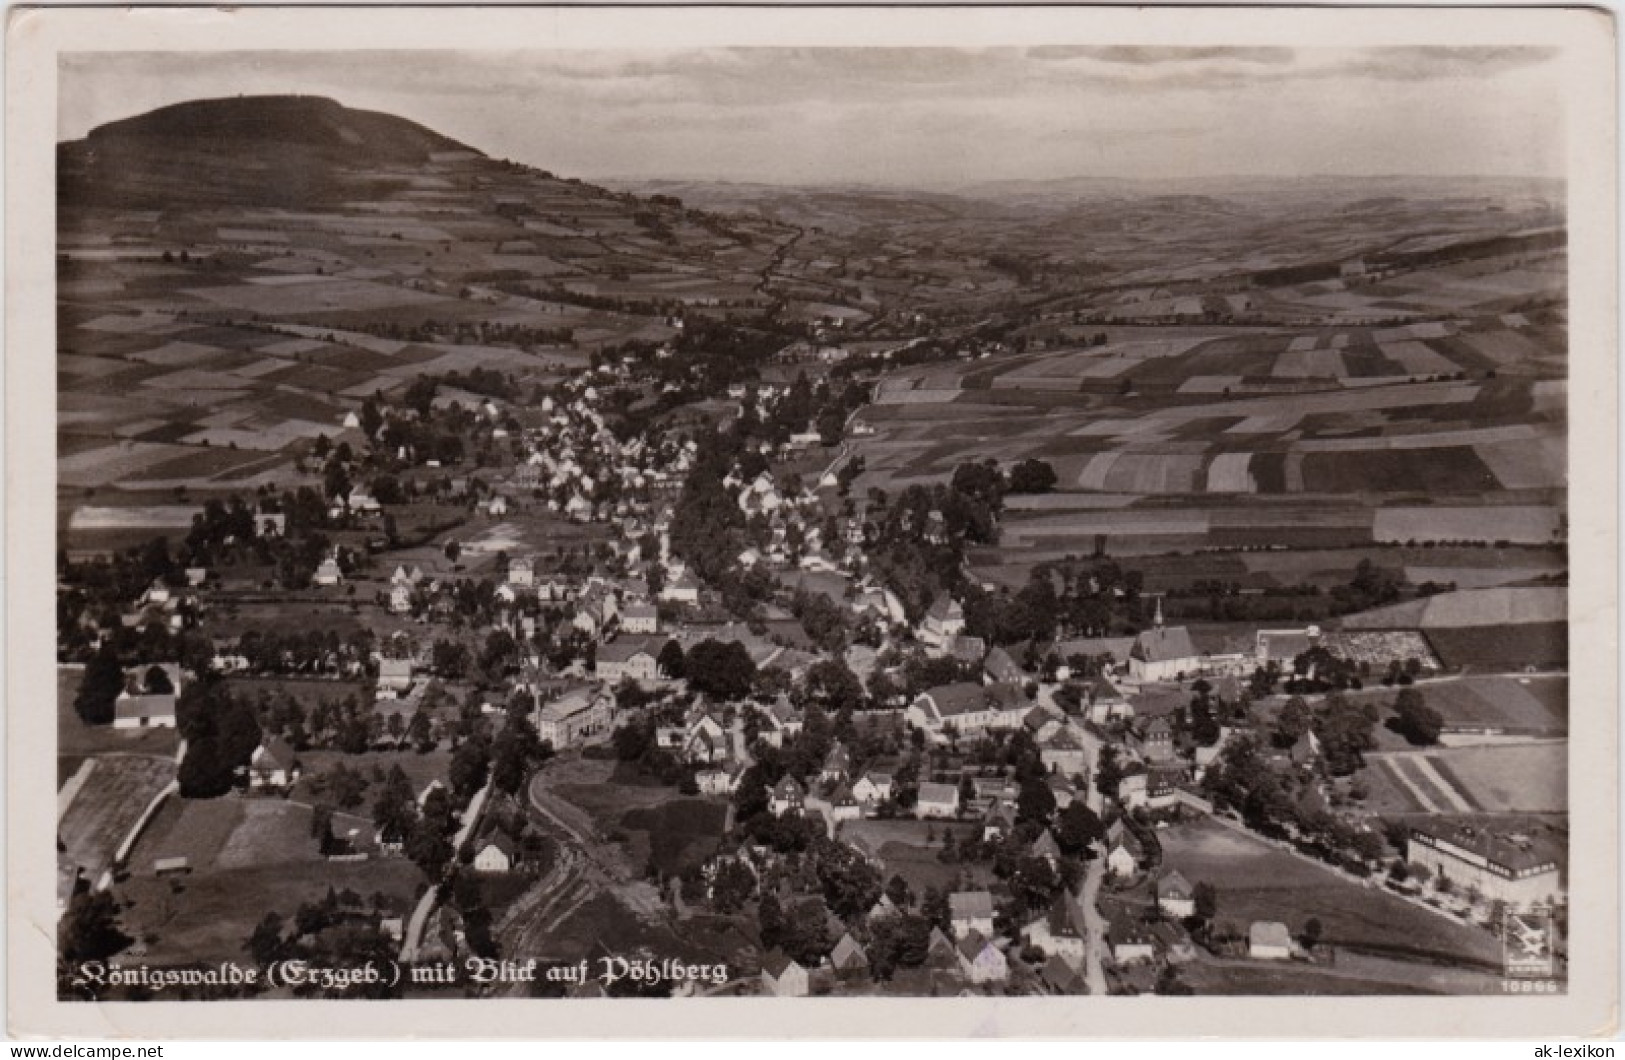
[1078,855,1109,996]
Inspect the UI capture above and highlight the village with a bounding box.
[51,94,1569,1002]
[57,338,1567,999]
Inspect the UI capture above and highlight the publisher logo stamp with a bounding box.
[1503,910,1557,978]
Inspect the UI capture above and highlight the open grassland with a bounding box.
[1157,819,1502,969]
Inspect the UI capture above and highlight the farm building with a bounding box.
[1407,822,1563,910]
[113,692,177,730]
[1249,921,1293,960]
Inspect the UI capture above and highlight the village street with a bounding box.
[1078,854,1109,995]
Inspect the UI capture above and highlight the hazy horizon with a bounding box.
[60,47,1567,188]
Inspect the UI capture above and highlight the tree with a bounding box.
[59,892,131,964]
[359,397,383,440]
[920,885,952,934]
[1094,745,1124,800]
[1006,458,1058,495]
[757,890,785,951]
[657,639,686,680]
[1302,917,1323,951]
[1015,777,1057,827]
[444,540,462,564]
[709,859,757,913]
[74,644,125,726]
[491,716,545,795]
[1193,881,1218,922]
[1274,696,1312,748]
[1390,687,1444,746]
[245,912,288,966]
[685,639,756,701]
[450,736,491,797]
[813,838,883,917]
[1054,802,1105,856]
[884,873,914,910]
[405,817,454,880]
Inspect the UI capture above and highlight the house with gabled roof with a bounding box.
[1024,893,1087,963]
[924,927,960,971]
[596,637,659,684]
[983,646,1024,686]
[474,831,517,874]
[1041,953,1088,994]
[955,930,1009,984]
[760,951,809,997]
[1156,870,1196,918]
[1249,920,1292,960]
[820,741,853,785]
[1107,915,1156,964]
[113,692,177,730]
[770,776,805,817]
[829,933,870,981]
[1030,828,1062,866]
[949,890,995,939]
[907,682,1030,738]
[1039,724,1088,776]
[620,601,659,635]
[247,737,300,791]
[916,781,959,820]
[1106,820,1146,877]
[920,594,967,648]
[851,771,893,811]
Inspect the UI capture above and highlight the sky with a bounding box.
[58,47,1566,187]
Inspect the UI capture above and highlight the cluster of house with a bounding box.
[755,888,1023,997]
[503,383,695,521]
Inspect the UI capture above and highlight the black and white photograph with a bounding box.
[7,4,1617,1040]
